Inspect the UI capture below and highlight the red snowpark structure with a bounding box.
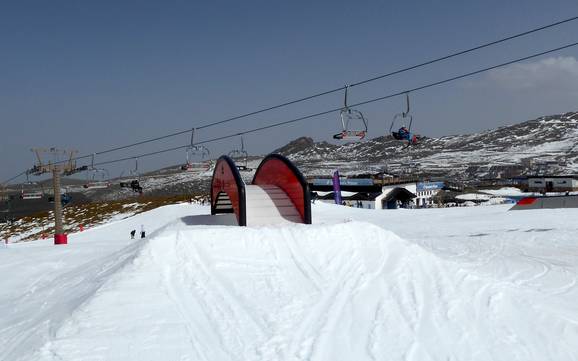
[211,154,311,226]
[510,194,578,210]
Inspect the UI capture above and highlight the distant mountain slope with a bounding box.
[275,111,578,179]
[8,111,577,206]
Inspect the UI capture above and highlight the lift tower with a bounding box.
[30,148,80,245]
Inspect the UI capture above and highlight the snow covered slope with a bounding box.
[1,203,577,360]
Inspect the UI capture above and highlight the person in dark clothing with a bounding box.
[130,230,136,239]
[392,126,420,145]
[397,126,410,140]
[140,225,146,239]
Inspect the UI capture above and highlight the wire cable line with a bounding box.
[1,171,29,185]
[4,40,577,184]
[62,40,578,175]
[93,145,190,167]
[192,41,578,144]
[30,15,578,168]
[194,15,578,131]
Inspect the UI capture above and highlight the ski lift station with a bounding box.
[310,178,446,209]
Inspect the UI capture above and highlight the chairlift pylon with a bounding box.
[333,85,368,141]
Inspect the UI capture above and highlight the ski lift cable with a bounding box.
[27,15,578,167]
[1,170,29,186]
[23,41,578,174]
[191,41,578,144]
[354,41,578,109]
[193,15,578,131]
[5,40,578,183]
[349,16,578,88]
[94,146,190,167]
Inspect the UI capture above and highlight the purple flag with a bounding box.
[332,170,342,205]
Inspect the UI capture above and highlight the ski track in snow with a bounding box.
[1,203,578,360]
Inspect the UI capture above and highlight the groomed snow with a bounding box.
[455,193,492,201]
[1,203,577,360]
[479,187,529,196]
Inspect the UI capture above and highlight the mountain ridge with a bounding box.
[274,111,578,179]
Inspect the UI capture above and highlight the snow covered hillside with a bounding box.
[12,110,575,206]
[1,203,577,360]
[276,111,578,178]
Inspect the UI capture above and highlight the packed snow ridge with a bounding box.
[1,203,577,360]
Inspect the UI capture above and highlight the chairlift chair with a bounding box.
[20,172,42,200]
[181,146,210,170]
[128,158,139,179]
[333,85,368,141]
[83,154,111,189]
[119,158,142,193]
[228,136,251,171]
[119,179,142,193]
[84,170,111,189]
[129,158,142,193]
[389,92,421,147]
[182,128,211,171]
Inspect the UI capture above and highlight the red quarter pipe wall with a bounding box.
[252,154,311,224]
[211,156,246,226]
[210,154,311,226]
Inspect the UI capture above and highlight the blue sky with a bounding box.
[1,1,578,181]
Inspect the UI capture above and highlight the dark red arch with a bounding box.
[211,156,246,226]
[252,154,311,224]
[211,154,311,226]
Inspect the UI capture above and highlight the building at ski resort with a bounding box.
[525,175,578,193]
[414,181,446,207]
[310,178,445,209]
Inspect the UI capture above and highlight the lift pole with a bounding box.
[30,148,79,245]
[52,166,66,244]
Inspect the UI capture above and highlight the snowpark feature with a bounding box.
[1,203,578,360]
[510,194,578,210]
[211,154,311,226]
